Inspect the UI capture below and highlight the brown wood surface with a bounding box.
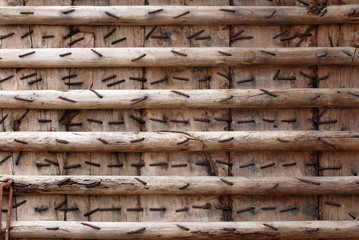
[2,88,359,109]
[316,21,359,232]
[1,5,359,26]
[2,175,359,195]
[5,220,359,239]
[0,47,358,68]
[0,0,359,239]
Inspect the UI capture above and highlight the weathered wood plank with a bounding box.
[0,5,358,25]
[6,220,359,239]
[3,175,359,195]
[0,131,358,152]
[0,47,357,68]
[317,23,359,227]
[1,88,358,109]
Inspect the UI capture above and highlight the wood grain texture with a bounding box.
[0,131,358,152]
[6,220,359,239]
[316,22,359,228]
[0,47,357,68]
[1,0,359,239]
[0,5,358,25]
[3,175,359,195]
[1,88,359,109]
[228,6,318,224]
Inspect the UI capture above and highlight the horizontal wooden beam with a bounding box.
[7,220,359,239]
[4,175,359,195]
[0,5,358,26]
[0,131,358,152]
[0,47,357,68]
[1,89,359,109]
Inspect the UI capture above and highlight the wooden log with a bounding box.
[0,47,357,68]
[1,89,359,109]
[0,131,358,152]
[6,220,359,239]
[4,175,359,195]
[0,5,358,26]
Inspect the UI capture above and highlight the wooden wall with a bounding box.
[0,0,359,239]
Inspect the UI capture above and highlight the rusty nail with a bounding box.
[187,30,205,39]
[108,120,124,125]
[130,138,145,143]
[131,54,146,62]
[0,32,15,40]
[175,206,189,212]
[171,163,188,168]
[107,163,123,168]
[63,29,80,39]
[176,224,189,231]
[218,51,231,56]
[173,11,190,19]
[105,11,119,19]
[62,9,75,14]
[130,96,148,105]
[171,90,190,98]
[237,75,255,84]
[192,203,211,209]
[59,96,76,103]
[218,137,234,143]
[263,223,278,231]
[260,89,277,98]
[266,10,276,19]
[150,75,168,85]
[102,75,117,82]
[282,162,297,167]
[15,139,28,144]
[260,50,276,56]
[219,95,233,103]
[91,49,103,57]
[107,79,125,87]
[260,163,275,169]
[193,118,210,123]
[171,50,187,57]
[220,178,234,186]
[134,177,147,185]
[146,26,158,39]
[104,28,116,40]
[111,37,126,45]
[21,30,33,38]
[19,51,35,58]
[273,29,288,39]
[220,8,235,13]
[179,183,190,190]
[237,207,255,214]
[63,164,81,169]
[68,37,84,46]
[81,222,101,230]
[85,161,101,167]
[148,8,163,14]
